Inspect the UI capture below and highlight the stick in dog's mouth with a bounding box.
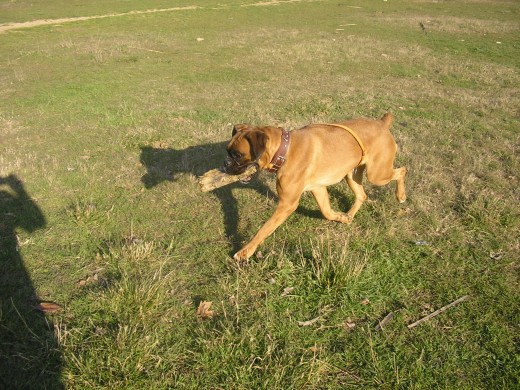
[238,163,260,184]
[198,164,259,192]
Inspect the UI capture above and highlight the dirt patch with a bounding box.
[243,0,318,6]
[0,6,200,33]
[0,0,317,33]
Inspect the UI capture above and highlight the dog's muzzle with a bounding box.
[223,156,242,174]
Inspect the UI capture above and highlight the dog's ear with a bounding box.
[245,130,268,161]
[232,124,252,137]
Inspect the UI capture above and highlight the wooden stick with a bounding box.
[198,165,258,192]
[407,295,470,329]
[375,311,394,331]
[298,316,321,327]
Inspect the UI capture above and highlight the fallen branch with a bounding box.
[407,295,470,329]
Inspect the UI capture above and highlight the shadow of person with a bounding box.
[139,142,276,253]
[0,174,63,389]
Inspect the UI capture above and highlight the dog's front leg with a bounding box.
[234,195,300,261]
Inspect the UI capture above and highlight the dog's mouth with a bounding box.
[223,157,259,183]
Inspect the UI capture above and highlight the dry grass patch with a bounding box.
[380,14,519,35]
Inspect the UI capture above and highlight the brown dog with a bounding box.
[224,113,407,261]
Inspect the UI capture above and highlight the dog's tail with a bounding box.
[381,112,394,127]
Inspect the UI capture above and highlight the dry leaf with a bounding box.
[344,320,356,330]
[77,273,100,287]
[196,301,215,320]
[35,302,62,314]
[281,287,294,297]
[361,298,370,305]
[490,251,503,260]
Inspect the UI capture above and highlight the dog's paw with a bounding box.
[233,248,251,262]
[337,212,354,224]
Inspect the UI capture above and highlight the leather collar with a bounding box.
[267,129,290,173]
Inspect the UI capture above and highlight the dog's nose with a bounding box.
[224,157,233,168]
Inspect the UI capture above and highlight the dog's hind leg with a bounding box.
[366,152,407,203]
[393,166,407,203]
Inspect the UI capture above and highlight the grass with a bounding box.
[0,0,519,388]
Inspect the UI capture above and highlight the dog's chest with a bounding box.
[303,172,346,191]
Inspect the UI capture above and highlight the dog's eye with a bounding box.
[230,151,242,160]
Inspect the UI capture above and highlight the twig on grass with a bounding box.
[375,311,395,331]
[298,316,321,327]
[129,46,165,54]
[408,295,470,329]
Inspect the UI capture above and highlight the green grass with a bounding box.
[1,0,519,388]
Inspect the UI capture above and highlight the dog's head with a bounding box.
[224,124,272,177]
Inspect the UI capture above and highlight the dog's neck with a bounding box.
[267,128,290,173]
